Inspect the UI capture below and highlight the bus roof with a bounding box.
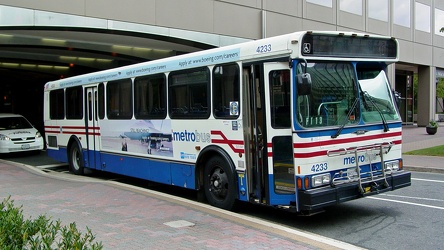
[44,31,398,90]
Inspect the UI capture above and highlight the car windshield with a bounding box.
[0,117,33,130]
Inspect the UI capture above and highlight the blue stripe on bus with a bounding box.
[47,148,68,163]
[267,175,296,206]
[100,153,197,189]
[46,149,196,189]
[294,122,402,138]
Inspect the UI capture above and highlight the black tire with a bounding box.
[203,156,237,210]
[68,142,84,175]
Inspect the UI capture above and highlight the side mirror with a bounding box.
[297,73,312,95]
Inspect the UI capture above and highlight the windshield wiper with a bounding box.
[331,97,360,139]
[362,91,389,132]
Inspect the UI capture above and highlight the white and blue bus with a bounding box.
[44,31,411,213]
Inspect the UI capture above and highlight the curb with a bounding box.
[403,166,444,174]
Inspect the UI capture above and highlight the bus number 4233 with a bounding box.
[311,163,328,172]
[256,44,271,53]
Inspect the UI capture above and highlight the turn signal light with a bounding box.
[297,177,302,189]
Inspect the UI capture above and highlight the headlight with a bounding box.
[0,134,10,141]
[312,173,331,187]
[385,160,400,173]
[35,131,42,138]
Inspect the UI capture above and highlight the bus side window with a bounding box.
[98,83,105,119]
[169,67,210,119]
[134,74,166,119]
[66,86,83,119]
[212,63,240,119]
[49,89,65,120]
[107,79,133,119]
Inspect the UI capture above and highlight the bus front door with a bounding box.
[263,62,295,205]
[244,61,294,206]
[243,64,266,203]
[85,87,101,170]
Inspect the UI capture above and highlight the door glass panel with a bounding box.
[269,70,291,128]
[272,136,294,194]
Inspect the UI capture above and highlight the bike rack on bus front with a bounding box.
[327,142,393,194]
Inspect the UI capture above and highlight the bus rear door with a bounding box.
[85,86,101,170]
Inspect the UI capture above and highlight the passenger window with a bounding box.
[66,86,83,119]
[213,63,240,119]
[107,79,132,119]
[98,83,105,119]
[49,89,65,120]
[134,74,166,119]
[169,67,210,119]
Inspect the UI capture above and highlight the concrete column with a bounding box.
[387,64,396,89]
[417,66,436,126]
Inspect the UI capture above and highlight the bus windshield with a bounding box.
[358,70,400,123]
[296,62,358,128]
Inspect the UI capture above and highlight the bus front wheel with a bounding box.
[68,143,84,175]
[204,156,237,210]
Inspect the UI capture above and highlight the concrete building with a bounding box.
[0,0,443,127]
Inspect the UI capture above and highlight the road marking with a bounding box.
[378,194,444,202]
[412,178,444,183]
[366,196,444,210]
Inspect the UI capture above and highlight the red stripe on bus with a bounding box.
[293,131,401,148]
[44,125,60,129]
[267,139,402,158]
[62,126,100,130]
[211,130,244,154]
[291,139,402,159]
[44,125,100,136]
[62,131,101,136]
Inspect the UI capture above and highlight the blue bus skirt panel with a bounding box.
[267,175,297,206]
[47,148,196,190]
[47,147,68,163]
[99,152,196,189]
[297,170,411,211]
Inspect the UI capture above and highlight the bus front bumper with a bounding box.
[298,171,411,212]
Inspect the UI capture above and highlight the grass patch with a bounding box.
[404,145,444,157]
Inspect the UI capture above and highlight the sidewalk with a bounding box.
[0,161,357,250]
[402,123,444,173]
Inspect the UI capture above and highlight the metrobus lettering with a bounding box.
[343,155,366,165]
[172,130,210,143]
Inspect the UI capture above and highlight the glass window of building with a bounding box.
[368,0,388,21]
[435,8,444,36]
[306,0,332,8]
[340,0,362,15]
[393,0,411,27]
[415,2,430,32]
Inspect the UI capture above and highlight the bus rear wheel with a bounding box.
[204,156,237,210]
[68,143,84,175]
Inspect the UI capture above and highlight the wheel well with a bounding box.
[67,135,82,158]
[195,146,237,192]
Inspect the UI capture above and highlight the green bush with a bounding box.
[0,196,103,250]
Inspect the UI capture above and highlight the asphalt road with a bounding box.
[3,151,443,250]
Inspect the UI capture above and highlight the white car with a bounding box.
[0,113,44,153]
